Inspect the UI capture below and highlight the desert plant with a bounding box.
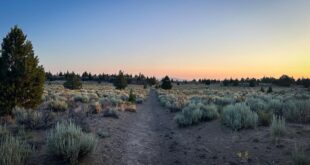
[89,102,101,114]
[270,115,286,140]
[74,95,89,103]
[200,104,219,121]
[114,70,127,90]
[292,144,309,165]
[0,134,32,165]
[161,76,172,90]
[13,107,55,129]
[0,125,10,142]
[103,108,119,118]
[47,121,97,165]
[48,99,68,111]
[221,103,258,130]
[175,102,219,127]
[257,111,272,126]
[0,26,45,116]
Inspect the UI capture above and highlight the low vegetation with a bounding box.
[47,121,97,165]
[221,103,258,130]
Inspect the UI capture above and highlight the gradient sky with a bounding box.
[0,0,309,79]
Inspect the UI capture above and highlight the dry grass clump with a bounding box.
[270,115,286,141]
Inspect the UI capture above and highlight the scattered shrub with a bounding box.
[0,135,32,165]
[270,115,286,140]
[13,107,55,129]
[48,100,68,111]
[89,102,101,114]
[257,111,272,126]
[0,125,10,142]
[175,102,219,127]
[267,99,283,117]
[200,104,219,121]
[74,95,89,103]
[124,104,137,112]
[221,103,258,130]
[103,108,119,118]
[292,144,309,165]
[47,121,97,165]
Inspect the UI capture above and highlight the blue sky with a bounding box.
[1,0,309,79]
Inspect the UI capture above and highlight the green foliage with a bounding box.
[0,26,45,116]
[0,134,31,165]
[175,102,219,127]
[63,73,82,90]
[74,95,89,103]
[275,75,295,87]
[161,76,172,90]
[47,121,97,165]
[270,115,286,140]
[283,100,310,123]
[267,86,273,93]
[113,70,127,90]
[0,125,10,142]
[13,107,55,129]
[103,108,119,118]
[128,89,136,103]
[221,103,258,130]
[257,111,272,126]
[48,99,68,111]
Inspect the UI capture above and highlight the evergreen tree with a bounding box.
[161,76,172,90]
[128,89,136,103]
[63,72,82,90]
[114,70,127,90]
[0,26,45,115]
[267,86,273,93]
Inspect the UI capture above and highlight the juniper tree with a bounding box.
[63,72,82,90]
[161,76,172,90]
[0,26,45,115]
[114,70,127,90]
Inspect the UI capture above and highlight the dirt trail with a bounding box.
[118,89,184,165]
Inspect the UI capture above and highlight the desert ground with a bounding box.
[1,82,309,165]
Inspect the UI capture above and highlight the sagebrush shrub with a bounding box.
[0,134,31,165]
[257,111,272,126]
[175,102,219,127]
[74,95,89,103]
[103,108,119,118]
[47,121,97,165]
[292,144,309,165]
[270,115,286,140]
[48,99,68,111]
[200,104,219,121]
[13,107,55,129]
[221,103,258,130]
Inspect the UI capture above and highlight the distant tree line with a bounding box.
[46,71,157,86]
[195,75,310,88]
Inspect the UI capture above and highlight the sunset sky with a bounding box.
[0,0,309,80]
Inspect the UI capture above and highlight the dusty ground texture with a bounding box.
[26,89,310,165]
